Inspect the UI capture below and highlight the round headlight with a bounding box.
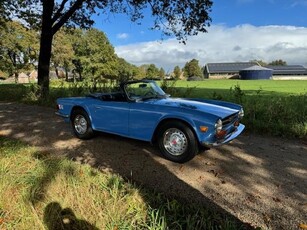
[238,108,244,119]
[215,119,223,133]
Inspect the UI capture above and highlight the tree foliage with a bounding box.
[183,59,203,79]
[145,64,160,79]
[268,59,287,66]
[0,21,38,81]
[72,28,118,82]
[0,21,140,84]
[158,67,165,79]
[173,65,181,79]
[52,29,75,80]
[2,0,212,98]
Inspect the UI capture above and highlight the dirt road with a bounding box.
[0,102,306,229]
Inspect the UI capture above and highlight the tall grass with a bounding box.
[0,137,246,229]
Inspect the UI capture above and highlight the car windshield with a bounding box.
[125,81,167,101]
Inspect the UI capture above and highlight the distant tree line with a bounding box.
[0,20,206,82]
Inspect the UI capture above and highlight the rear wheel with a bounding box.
[71,109,94,139]
[157,121,199,163]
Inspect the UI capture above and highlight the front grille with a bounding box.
[222,113,238,125]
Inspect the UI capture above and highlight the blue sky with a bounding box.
[92,0,307,69]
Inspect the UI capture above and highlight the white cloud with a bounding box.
[116,33,129,39]
[115,24,307,70]
[291,0,307,7]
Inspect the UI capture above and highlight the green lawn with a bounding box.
[173,79,307,96]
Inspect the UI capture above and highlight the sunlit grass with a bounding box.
[174,79,307,95]
[0,137,243,229]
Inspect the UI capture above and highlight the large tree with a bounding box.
[183,59,203,79]
[173,65,181,79]
[72,28,118,82]
[6,0,212,98]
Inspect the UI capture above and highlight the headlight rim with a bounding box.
[238,108,244,119]
[215,119,223,133]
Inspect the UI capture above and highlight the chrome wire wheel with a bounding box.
[74,115,88,135]
[163,128,188,156]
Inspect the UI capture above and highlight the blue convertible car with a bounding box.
[56,80,245,163]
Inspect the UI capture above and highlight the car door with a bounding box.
[128,100,163,141]
[91,100,129,136]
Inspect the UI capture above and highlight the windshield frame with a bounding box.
[123,80,167,102]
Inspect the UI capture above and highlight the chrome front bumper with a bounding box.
[55,111,69,118]
[202,124,245,147]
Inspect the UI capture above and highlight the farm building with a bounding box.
[204,62,259,79]
[18,72,30,83]
[240,66,273,80]
[204,62,307,80]
[267,65,307,80]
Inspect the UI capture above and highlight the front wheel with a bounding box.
[71,109,94,139]
[157,121,199,163]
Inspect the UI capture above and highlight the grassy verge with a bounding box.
[0,137,246,230]
[0,79,306,138]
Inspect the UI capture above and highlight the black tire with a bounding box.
[157,121,199,163]
[71,109,94,139]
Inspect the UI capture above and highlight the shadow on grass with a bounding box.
[27,152,77,205]
[44,202,99,230]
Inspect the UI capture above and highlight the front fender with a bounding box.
[151,114,215,144]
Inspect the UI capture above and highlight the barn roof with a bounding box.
[241,65,273,71]
[266,65,307,75]
[206,62,259,74]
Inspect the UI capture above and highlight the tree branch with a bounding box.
[52,0,84,35]
[52,0,69,24]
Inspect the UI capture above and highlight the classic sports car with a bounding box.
[56,80,245,163]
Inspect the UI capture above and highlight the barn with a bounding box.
[204,62,307,80]
[204,62,259,79]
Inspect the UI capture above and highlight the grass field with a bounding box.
[175,79,307,95]
[0,137,243,229]
[166,80,307,100]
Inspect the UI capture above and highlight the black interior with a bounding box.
[87,92,127,102]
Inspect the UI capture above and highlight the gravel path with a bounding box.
[0,102,306,229]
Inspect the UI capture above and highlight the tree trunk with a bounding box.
[14,72,18,84]
[37,1,55,99]
[65,68,69,82]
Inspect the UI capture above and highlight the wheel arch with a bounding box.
[151,117,199,144]
[70,105,92,123]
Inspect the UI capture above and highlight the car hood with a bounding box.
[148,98,239,118]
